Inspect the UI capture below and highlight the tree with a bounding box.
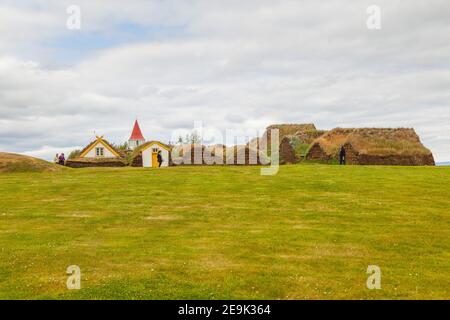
[189,132,202,144]
[113,142,129,151]
[68,149,81,159]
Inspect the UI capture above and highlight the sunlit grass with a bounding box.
[0,165,449,299]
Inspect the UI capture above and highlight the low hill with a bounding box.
[0,152,67,173]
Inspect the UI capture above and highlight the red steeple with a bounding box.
[129,120,145,140]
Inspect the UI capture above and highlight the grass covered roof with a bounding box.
[312,128,433,157]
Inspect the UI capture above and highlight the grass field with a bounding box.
[0,164,449,299]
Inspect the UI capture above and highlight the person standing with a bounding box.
[339,146,346,165]
[54,153,59,164]
[157,150,163,167]
[58,153,66,166]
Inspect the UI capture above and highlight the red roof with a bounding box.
[129,120,145,140]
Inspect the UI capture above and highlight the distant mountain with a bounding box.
[436,162,450,166]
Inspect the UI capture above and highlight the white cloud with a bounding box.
[0,0,449,161]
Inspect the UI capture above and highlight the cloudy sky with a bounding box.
[1,0,449,161]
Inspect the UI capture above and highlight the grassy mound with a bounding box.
[0,152,67,173]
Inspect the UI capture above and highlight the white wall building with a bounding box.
[141,141,171,167]
[79,136,121,158]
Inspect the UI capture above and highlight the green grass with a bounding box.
[0,165,449,299]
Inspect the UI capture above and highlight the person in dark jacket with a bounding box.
[58,153,66,166]
[339,146,346,165]
[157,150,163,167]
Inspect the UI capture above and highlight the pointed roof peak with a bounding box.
[129,119,145,141]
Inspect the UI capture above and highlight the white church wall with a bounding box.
[129,139,144,150]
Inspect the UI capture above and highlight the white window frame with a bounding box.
[96,147,104,157]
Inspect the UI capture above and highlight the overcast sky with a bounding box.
[0,0,449,161]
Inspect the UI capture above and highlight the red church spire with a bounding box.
[129,120,145,140]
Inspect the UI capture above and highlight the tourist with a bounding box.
[157,150,163,167]
[339,146,346,165]
[54,153,59,164]
[58,153,65,166]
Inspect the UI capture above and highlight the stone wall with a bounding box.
[169,145,268,166]
[171,145,206,165]
[357,153,435,166]
[130,153,143,167]
[305,143,331,161]
[342,143,359,165]
[279,137,297,164]
[225,146,266,165]
[65,158,126,168]
[306,142,435,166]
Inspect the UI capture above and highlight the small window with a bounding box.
[136,140,140,146]
[152,148,158,152]
[96,147,104,157]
